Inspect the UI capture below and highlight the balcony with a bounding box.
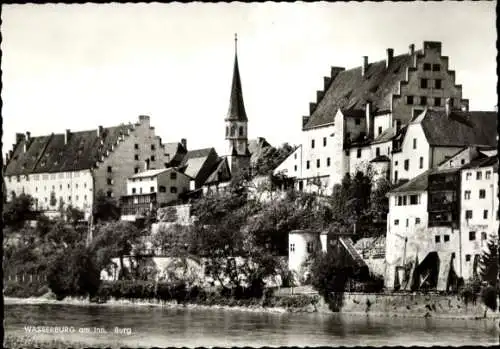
[428,201,458,212]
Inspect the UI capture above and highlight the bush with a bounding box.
[4,280,49,298]
[480,286,498,312]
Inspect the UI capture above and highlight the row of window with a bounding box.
[289,242,315,253]
[225,125,246,138]
[34,183,89,192]
[406,95,446,106]
[394,217,421,226]
[394,194,421,206]
[464,189,488,200]
[134,154,156,161]
[39,195,88,203]
[311,137,328,149]
[420,78,442,89]
[7,172,83,182]
[135,143,157,151]
[131,186,178,194]
[305,158,331,170]
[465,170,492,181]
[423,63,441,72]
[465,209,495,220]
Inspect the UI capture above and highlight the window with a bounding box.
[461,159,465,165]
[481,232,487,241]
[307,242,314,253]
[150,186,155,193]
[151,155,156,162]
[84,195,87,201]
[415,217,421,225]
[397,196,403,206]
[170,187,177,194]
[139,188,143,194]
[420,78,428,89]
[378,126,383,135]
[406,95,414,105]
[395,161,398,166]
[306,161,310,169]
[432,64,441,72]
[476,171,482,180]
[412,138,417,149]
[394,171,398,182]
[107,166,112,173]
[485,170,491,179]
[403,196,407,205]
[434,97,441,106]
[465,210,473,219]
[355,118,361,125]
[444,235,450,242]
[404,159,409,171]
[239,126,244,137]
[67,184,70,189]
[420,96,427,105]
[435,79,442,89]
[464,190,471,200]
[134,154,139,160]
[294,153,297,160]
[469,231,476,241]
[479,189,486,199]
[290,243,295,253]
[483,210,488,219]
[311,139,315,148]
[159,186,166,193]
[465,254,471,262]
[410,195,419,205]
[316,159,320,168]
[134,167,139,174]
[346,132,351,140]
[423,63,431,71]
[75,195,79,201]
[171,172,177,180]
[394,219,399,226]
[151,144,156,151]
[59,184,62,190]
[35,187,38,192]
[357,149,362,158]
[327,158,331,167]
[406,219,409,227]
[135,144,139,150]
[75,183,79,189]
[68,196,72,201]
[466,172,472,180]
[107,178,113,185]
[435,235,441,243]
[294,165,297,172]
[419,157,424,169]
[376,147,380,157]
[323,137,327,147]
[107,191,112,198]
[132,188,136,194]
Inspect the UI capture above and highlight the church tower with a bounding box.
[225,34,251,179]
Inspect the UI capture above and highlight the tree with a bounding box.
[479,238,498,287]
[47,243,101,300]
[89,221,142,279]
[45,221,81,247]
[3,193,34,229]
[65,205,85,225]
[253,143,294,176]
[92,190,120,223]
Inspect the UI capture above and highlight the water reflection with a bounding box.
[4,304,499,347]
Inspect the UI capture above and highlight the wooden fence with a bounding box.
[5,272,47,283]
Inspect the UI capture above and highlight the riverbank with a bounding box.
[5,292,499,320]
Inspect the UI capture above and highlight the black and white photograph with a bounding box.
[2,2,499,348]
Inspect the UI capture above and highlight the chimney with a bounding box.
[97,125,103,138]
[181,138,187,150]
[386,48,394,68]
[361,56,368,77]
[302,116,310,128]
[461,99,469,112]
[409,44,417,67]
[15,133,26,145]
[26,131,31,143]
[5,152,9,163]
[409,44,415,56]
[366,102,373,138]
[445,98,452,117]
[139,115,151,126]
[65,129,71,145]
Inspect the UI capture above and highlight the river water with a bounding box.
[5,303,499,347]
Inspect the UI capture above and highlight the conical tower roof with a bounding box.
[226,34,248,122]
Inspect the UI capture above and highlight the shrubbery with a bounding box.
[4,280,49,298]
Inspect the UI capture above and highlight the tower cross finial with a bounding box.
[234,33,238,54]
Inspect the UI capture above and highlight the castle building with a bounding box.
[274,41,471,192]
[3,115,183,219]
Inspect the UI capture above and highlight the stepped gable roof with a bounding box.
[204,157,232,185]
[418,110,497,147]
[304,53,415,130]
[5,124,133,176]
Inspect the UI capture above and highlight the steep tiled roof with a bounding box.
[130,168,170,179]
[460,155,498,170]
[419,110,497,147]
[371,127,396,145]
[389,170,429,194]
[304,53,415,130]
[204,157,232,185]
[163,142,187,166]
[5,124,133,176]
[179,148,219,187]
[226,52,247,122]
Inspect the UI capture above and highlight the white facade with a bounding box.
[288,230,321,281]
[385,190,428,289]
[273,145,302,179]
[4,169,94,219]
[459,164,499,280]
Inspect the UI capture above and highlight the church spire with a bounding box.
[226,33,248,122]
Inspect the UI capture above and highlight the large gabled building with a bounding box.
[3,115,184,219]
[275,41,470,193]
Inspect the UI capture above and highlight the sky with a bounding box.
[1,2,497,158]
